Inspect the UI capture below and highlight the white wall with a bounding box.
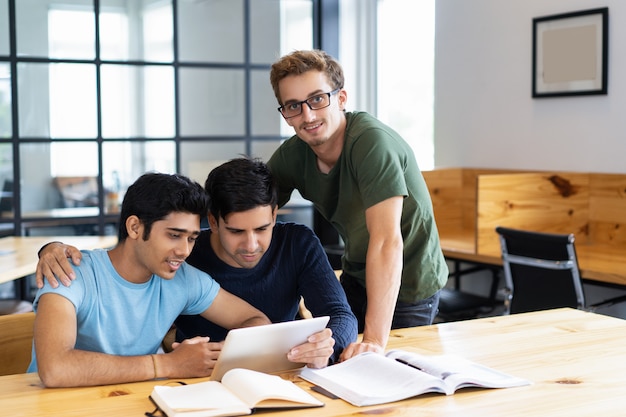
[434,0,626,173]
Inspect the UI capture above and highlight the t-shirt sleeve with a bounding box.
[267,139,300,208]
[32,261,88,313]
[179,263,221,315]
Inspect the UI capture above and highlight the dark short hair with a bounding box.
[205,157,278,221]
[118,172,209,241]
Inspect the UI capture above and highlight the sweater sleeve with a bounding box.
[294,226,358,364]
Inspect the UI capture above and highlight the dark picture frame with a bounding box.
[532,7,608,98]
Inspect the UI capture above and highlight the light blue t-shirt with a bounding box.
[28,248,220,372]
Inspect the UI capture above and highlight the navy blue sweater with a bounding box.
[175,222,357,363]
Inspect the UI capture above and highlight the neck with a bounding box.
[108,243,152,284]
[315,117,346,174]
[209,231,231,266]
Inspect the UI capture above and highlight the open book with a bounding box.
[299,349,530,407]
[150,368,324,417]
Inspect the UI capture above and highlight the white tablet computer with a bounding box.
[210,316,330,381]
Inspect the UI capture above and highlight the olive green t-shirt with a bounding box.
[267,111,448,302]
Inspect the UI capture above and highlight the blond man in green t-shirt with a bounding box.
[267,49,449,362]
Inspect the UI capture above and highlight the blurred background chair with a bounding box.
[496,226,589,315]
[436,265,502,322]
[0,312,35,376]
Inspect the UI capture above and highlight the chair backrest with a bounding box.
[496,226,585,314]
[0,312,35,376]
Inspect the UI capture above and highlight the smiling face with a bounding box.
[209,205,276,269]
[130,211,201,282]
[279,70,347,149]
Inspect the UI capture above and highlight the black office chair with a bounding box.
[496,226,586,314]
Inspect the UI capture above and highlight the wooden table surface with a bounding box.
[2,308,626,416]
[0,235,118,285]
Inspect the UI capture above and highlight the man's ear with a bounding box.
[125,215,142,239]
[208,213,218,230]
[337,89,348,111]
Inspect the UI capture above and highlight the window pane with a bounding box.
[18,63,97,139]
[0,0,8,55]
[50,64,97,138]
[100,0,173,62]
[251,69,281,136]
[101,64,175,138]
[251,140,283,163]
[279,0,313,56]
[377,0,435,170]
[20,142,99,215]
[0,142,13,218]
[180,141,246,185]
[103,141,175,213]
[179,68,245,136]
[17,1,95,59]
[178,0,243,63]
[0,63,11,138]
[250,0,312,64]
[249,0,280,64]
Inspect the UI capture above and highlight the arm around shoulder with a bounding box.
[36,242,83,288]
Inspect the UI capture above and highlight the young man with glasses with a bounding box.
[268,49,449,362]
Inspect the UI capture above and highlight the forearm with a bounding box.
[362,240,403,349]
[238,314,273,329]
[38,350,156,388]
[306,289,358,362]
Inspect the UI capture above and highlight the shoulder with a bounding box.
[273,222,319,243]
[345,112,400,145]
[268,136,311,172]
[344,112,412,163]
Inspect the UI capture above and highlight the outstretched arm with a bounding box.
[36,242,82,288]
[340,196,404,361]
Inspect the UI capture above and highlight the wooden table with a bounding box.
[2,308,625,416]
[0,235,117,285]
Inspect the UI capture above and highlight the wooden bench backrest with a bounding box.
[0,312,35,376]
[423,168,523,235]
[589,173,626,245]
[476,172,590,256]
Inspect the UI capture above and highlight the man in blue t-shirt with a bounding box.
[30,172,271,387]
[36,159,355,366]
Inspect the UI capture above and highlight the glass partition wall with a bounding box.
[0,0,326,236]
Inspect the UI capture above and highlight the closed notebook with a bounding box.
[150,368,324,417]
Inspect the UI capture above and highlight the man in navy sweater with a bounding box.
[36,158,357,366]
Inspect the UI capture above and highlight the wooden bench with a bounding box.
[423,168,626,287]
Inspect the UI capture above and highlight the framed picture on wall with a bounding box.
[532,7,608,98]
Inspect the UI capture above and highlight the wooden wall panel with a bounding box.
[476,172,590,256]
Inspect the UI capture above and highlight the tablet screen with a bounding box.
[210,316,330,381]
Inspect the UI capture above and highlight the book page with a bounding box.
[151,381,251,417]
[299,352,447,406]
[221,368,323,409]
[385,350,530,392]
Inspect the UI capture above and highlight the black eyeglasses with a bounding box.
[277,88,341,119]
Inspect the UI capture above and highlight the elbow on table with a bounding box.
[37,362,74,388]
